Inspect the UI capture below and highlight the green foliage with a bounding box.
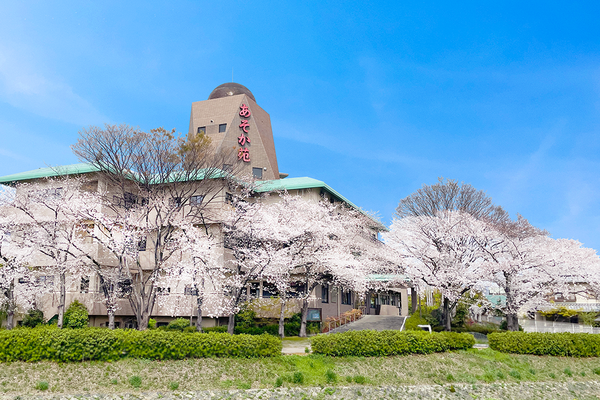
[235,309,257,330]
[129,375,142,388]
[63,300,89,329]
[169,381,179,390]
[489,332,600,356]
[404,313,429,331]
[539,306,579,319]
[203,326,227,333]
[310,330,474,356]
[35,381,49,391]
[22,309,45,328]
[148,319,157,329]
[578,312,598,326]
[452,302,469,328]
[274,376,283,387]
[166,318,190,331]
[454,322,500,335]
[0,326,282,362]
[292,371,304,384]
[325,369,337,383]
[235,324,279,336]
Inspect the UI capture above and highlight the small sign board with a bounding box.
[307,308,322,322]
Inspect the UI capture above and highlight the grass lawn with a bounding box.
[2,349,600,394]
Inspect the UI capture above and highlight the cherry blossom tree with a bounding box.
[384,211,487,331]
[154,223,225,332]
[248,193,385,337]
[5,178,93,328]
[71,124,242,330]
[0,194,38,329]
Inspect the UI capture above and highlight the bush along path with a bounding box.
[0,327,282,362]
[310,330,474,356]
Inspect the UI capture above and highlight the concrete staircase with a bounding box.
[327,315,406,334]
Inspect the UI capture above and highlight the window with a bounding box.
[249,282,260,298]
[380,294,390,305]
[190,195,204,206]
[37,275,54,287]
[184,285,198,296]
[321,284,329,303]
[222,164,233,172]
[197,126,206,135]
[137,237,147,252]
[252,167,263,179]
[341,290,352,305]
[262,282,276,298]
[171,197,183,207]
[288,281,306,298]
[80,277,90,293]
[114,192,138,209]
[219,123,227,133]
[118,279,132,297]
[370,293,377,308]
[225,192,233,205]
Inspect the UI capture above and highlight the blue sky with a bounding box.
[1,1,599,250]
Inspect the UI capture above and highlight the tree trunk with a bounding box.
[139,314,150,331]
[443,297,452,331]
[196,295,203,332]
[227,313,235,335]
[506,313,519,331]
[57,272,66,329]
[6,279,14,330]
[6,311,14,330]
[278,299,286,338]
[299,297,309,337]
[411,288,418,314]
[107,308,115,329]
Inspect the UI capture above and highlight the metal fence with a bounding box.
[519,319,600,334]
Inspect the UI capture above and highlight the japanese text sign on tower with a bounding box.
[237,104,252,162]
[239,104,251,118]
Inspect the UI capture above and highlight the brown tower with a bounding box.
[188,83,280,180]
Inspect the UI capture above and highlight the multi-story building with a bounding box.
[0,82,408,329]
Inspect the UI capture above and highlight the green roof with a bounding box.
[255,177,387,231]
[367,274,409,282]
[0,163,100,184]
[0,164,387,230]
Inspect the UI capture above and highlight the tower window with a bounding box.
[219,123,227,133]
[252,167,263,179]
[197,126,206,135]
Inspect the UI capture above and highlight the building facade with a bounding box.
[0,83,408,329]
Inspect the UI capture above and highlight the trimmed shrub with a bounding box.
[489,332,600,357]
[235,324,279,336]
[22,309,45,328]
[310,330,474,357]
[63,300,89,329]
[0,326,282,362]
[203,326,227,333]
[166,318,190,331]
[404,314,430,331]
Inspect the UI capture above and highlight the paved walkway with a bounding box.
[281,337,311,355]
[327,315,406,334]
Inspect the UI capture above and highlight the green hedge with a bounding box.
[489,331,600,357]
[310,330,474,357]
[0,327,282,362]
